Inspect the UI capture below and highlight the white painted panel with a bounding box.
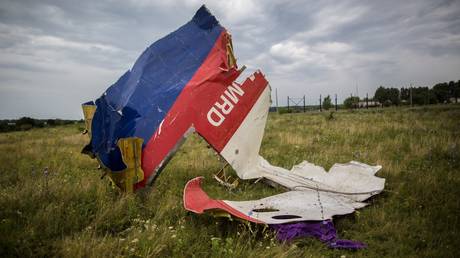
[220,86,271,179]
[223,189,360,224]
[218,83,385,221]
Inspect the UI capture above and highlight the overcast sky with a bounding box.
[1,0,459,119]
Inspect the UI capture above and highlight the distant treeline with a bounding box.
[373,80,460,106]
[275,79,460,112]
[0,117,81,133]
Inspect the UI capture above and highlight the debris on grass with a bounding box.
[80,5,385,249]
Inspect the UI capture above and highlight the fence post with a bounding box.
[410,84,413,107]
[366,93,369,109]
[303,95,306,112]
[335,94,338,111]
[319,94,322,112]
[275,88,278,111]
[287,96,290,111]
[350,93,353,109]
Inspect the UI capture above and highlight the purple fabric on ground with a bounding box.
[270,220,366,250]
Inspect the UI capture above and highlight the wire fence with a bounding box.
[271,91,381,113]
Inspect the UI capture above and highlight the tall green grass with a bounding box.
[0,105,459,257]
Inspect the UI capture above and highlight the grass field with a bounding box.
[1,105,459,257]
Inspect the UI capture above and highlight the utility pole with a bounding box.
[303,95,306,112]
[350,93,353,109]
[356,83,359,99]
[366,93,369,109]
[335,94,338,111]
[410,83,413,107]
[319,94,322,112]
[275,88,278,111]
[287,96,290,111]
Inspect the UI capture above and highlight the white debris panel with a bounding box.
[186,65,385,222]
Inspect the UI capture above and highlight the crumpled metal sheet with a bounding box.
[84,6,268,189]
[90,6,225,174]
[253,158,385,202]
[215,74,385,203]
[81,4,385,225]
[201,50,384,221]
[184,174,381,224]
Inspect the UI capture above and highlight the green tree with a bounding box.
[412,87,437,105]
[374,86,388,104]
[373,86,400,106]
[388,88,400,105]
[323,95,333,110]
[454,80,460,103]
[432,82,450,103]
[343,96,359,109]
[400,87,410,102]
[47,119,56,126]
[16,117,36,131]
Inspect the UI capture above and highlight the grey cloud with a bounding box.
[0,0,459,119]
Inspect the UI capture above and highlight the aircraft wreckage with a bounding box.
[82,5,385,249]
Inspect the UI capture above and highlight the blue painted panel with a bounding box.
[90,6,223,171]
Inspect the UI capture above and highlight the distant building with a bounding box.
[358,100,380,108]
[449,97,459,103]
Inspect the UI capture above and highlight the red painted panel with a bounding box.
[183,177,262,223]
[194,71,268,152]
[137,29,269,189]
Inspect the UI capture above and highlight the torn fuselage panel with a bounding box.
[184,177,362,224]
[84,6,270,190]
